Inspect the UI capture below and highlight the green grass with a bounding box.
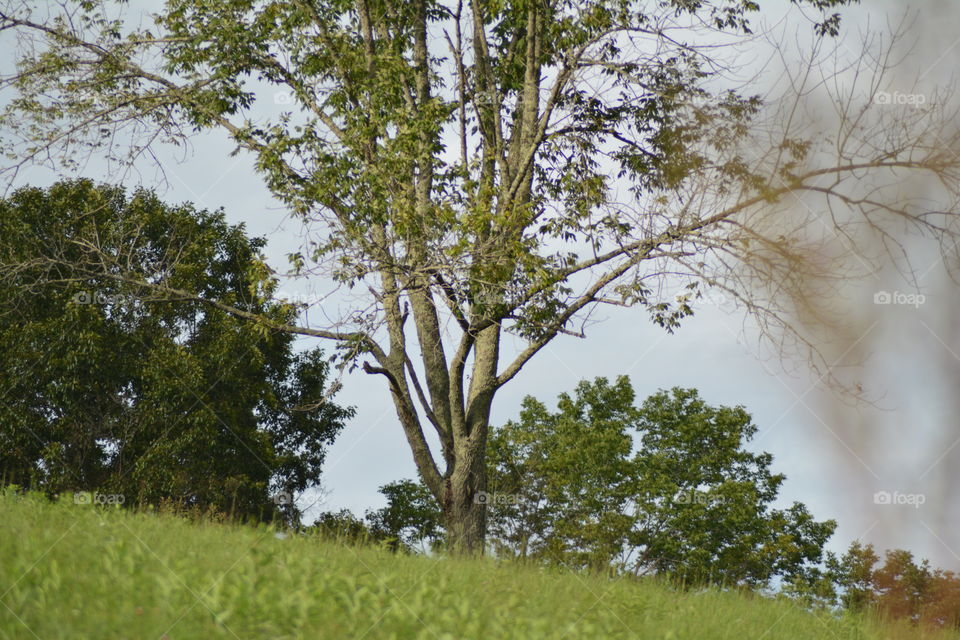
[0,491,933,639]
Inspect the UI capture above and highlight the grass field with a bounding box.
[0,491,943,639]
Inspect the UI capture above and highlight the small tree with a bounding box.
[872,549,933,624]
[487,377,637,568]
[0,180,353,523]
[827,541,880,613]
[366,479,444,552]
[309,509,381,546]
[487,379,837,586]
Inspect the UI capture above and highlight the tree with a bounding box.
[1,0,959,551]
[307,480,443,552]
[871,548,933,624]
[824,542,960,630]
[0,180,353,523]
[366,479,444,552]
[486,376,636,568]
[826,540,879,613]
[308,509,381,546]
[925,568,960,630]
[487,378,836,587]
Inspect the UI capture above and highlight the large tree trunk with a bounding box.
[441,440,487,554]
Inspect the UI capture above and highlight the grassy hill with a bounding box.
[0,491,937,639]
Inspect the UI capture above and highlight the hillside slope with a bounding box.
[0,492,902,639]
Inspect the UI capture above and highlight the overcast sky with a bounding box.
[5,0,960,567]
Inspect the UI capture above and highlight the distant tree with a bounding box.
[487,378,836,587]
[308,481,443,552]
[825,541,880,613]
[780,567,839,611]
[872,549,933,624]
[309,509,380,546]
[486,377,636,568]
[366,479,444,552]
[0,180,353,523]
[825,542,960,630]
[925,568,960,630]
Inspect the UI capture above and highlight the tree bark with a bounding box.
[441,438,487,554]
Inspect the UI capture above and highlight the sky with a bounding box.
[3,0,960,568]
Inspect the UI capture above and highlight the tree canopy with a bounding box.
[0,179,353,523]
[487,378,836,586]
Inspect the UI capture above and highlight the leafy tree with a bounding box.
[871,548,933,623]
[925,568,960,630]
[826,541,880,613]
[487,377,637,568]
[822,542,960,630]
[0,180,353,523]
[2,0,959,551]
[487,379,837,587]
[308,481,443,552]
[366,479,444,552]
[779,567,839,611]
[308,509,381,546]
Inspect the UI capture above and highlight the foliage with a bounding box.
[0,489,894,639]
[365,479,444,552]
[0,180,353,523]
[828,541,882,613]
[309,479,445,553]
[307,509,382,547]
[486,378,837,587]
[2,0,958,551]
[823,541,960,630]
